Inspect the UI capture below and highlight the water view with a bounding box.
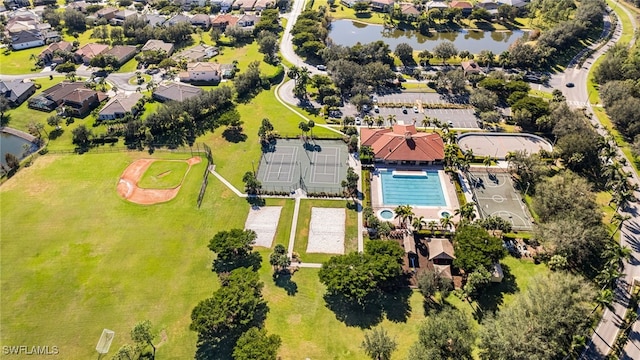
[329,20,525,54]
[1,129,37,170]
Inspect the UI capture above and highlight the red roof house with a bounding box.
[360,124,445,164]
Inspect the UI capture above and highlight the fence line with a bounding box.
[196,144,213,208]
[46,143,209,156]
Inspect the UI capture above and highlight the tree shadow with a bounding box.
[195,334,235,360]
[246,196,266,208]
[473,264,518,321]
[212,251,262,274]
[0,114,10,126]
[273,272,298,296]
[323,279,412,328]
[221,127,247,143]
[48,128,64,140]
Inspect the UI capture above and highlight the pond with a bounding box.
[328,20,526,54]
[1,128,38,171]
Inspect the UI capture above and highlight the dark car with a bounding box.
[566,82,575,87]
[402,106,408,114]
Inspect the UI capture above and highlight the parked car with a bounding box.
[355,117,362,125]
[402,106,408,114]
[374,105,379,113]
[413,106,419,113]
[316,64,327,71]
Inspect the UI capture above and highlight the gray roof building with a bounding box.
[152,82,203,102]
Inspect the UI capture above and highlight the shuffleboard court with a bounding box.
[467,169,533,231]
[458,133,553,159]
[256,139,349,194]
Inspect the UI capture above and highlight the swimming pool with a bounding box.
[380,170,447,207]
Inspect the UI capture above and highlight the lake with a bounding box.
[328,20,525,54]
[1,129,38,171]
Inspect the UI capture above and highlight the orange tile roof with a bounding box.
[361,125,444,162]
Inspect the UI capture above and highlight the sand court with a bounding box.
[307,207,345,254]
[244,206,282,248]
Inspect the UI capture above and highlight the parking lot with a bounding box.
[342,105,479,129]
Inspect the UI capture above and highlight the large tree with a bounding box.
[232,327,281,360]
[408,309,474,360]
[394,43,414,65]
[433,42,458,65]
[208,229,261,273]
[190,268,268,346]
[478,272,594,360]
[130,320,156,358]
[453,225,506,273]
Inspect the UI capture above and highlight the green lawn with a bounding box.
[0,152,249,359]
[292,199,359,264]
[138,160,190,189]
[0,47,42,74]
[127,74,152,86]
[116,58,140,74]
[213,41,280,77]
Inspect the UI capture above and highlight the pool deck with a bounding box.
[370,166,461,223]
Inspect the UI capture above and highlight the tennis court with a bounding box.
[467,169,533,231]
[256,139,349,194]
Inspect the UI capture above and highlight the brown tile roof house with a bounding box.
[38,41,73,62]
[360,124,445,164]
[74,43,109,64]
[28,82,107,117]
[152,82,203,103]
[98,92,143,120]
[253,0,274,10]
[450,0,473,14]
[400,3,421,18]
[104,45,137,65]
[94,6,118,20]
[173,44,219,62]
[68,1,90,13]
[141,39,174,56]
[428,238,455,262]
[190,14,211,28]
[232,0,256,11]
[211,14,238,30]
[461,60,482,75]
[179,62,221,83]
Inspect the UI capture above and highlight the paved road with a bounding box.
[280,0,321,76]
[577,3,640,359]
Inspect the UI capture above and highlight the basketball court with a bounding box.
[256,139,349,194]
[467,169,533,231]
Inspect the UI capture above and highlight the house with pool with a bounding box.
[361,124,460,226]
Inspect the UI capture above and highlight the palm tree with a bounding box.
[375,115,385,127]
[464,148,474,163]
[386,114,396,126]
[431,118,441,131]
[604,242,632,270]
[439,214,453,231]
[421,116,431,130]
[287,65,300,82]
[455,202,477,223]
[591,288,614,314]
[364,115,374,128]
[393,205,414,228]
[427,221,438,235]
[298,121,310,140]
[596,265,622,289]
[307,120,315,139]
[412,216,426,232]
[483,155,495,169]
[611,213,632,240]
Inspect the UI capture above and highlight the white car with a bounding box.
[374,105,379,112]
[413,106,419,113]
[355,117,362,126]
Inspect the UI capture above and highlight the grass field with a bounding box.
[293,199,359,264]
[0,47,42,74]
[137,160,190,189]
[0,149,555,359]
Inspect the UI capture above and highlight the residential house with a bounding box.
[11,29,45,50]
[166,14,191,26]
[0,80,36,105]
[173,44,218,62]
[211,14,238,31]
[190,13,211,29]
[232,0,256,11]
[141,39,174,55]
[428,238,455,279]
[152,82,203,102]
[4,0,30,9]
[461,60,482,75]
[143,13,166,27]
[340,0,358,7]
[68,1,91,13]
[478,0,499,11]
[110,9,138,25]
[179,62,221,83]
[39,41,73,63]
[425,0,448,10]
[449,1,473,15]
[360,124,445,165]
[370,0,394,12]
[98,92,143,120]
[497,0,527,8]
[253,0,273,11]
[33,0,57,6]
[28,82,107,117]
[74,43,109,64]
[399,3,420,21]
[237,14,259,28]
[94,6,118,21]
[6,16,49,35]
[41,29,61,43]
[104,45,137,66]
[210,0,235,12]
[220,64,234,79]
